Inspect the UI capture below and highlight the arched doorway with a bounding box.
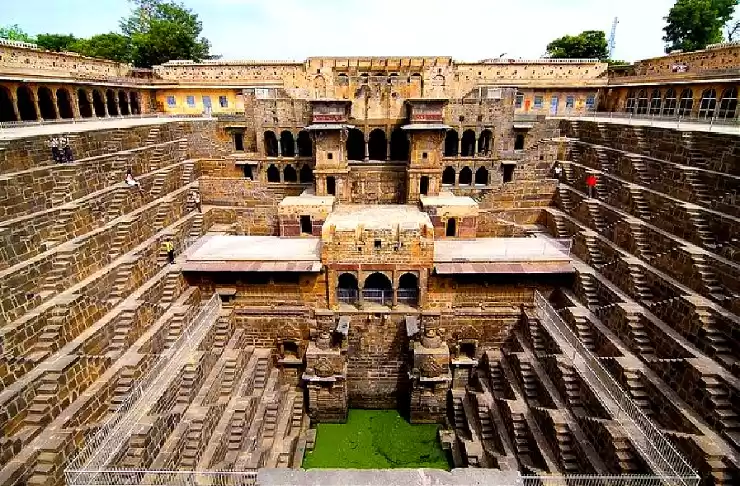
[326,176,336,195]
[16,85,37,121]
[299,164,313,183]
[346,128,364,161]
[368,128,386,160]
[442,166,455,185]
[264,131,278,157]
[420,176,429,196]
[459,167,472,185]
[636,90,648,115]
[698,89,717,119]
[678,89,693,117]
[0,86,16,122]
[662,89,677,116]
[56,89,73,119]
[446,218,457,237]
[77,89,93,118]
[280,131,295,157]
[478,129,492,156]
[718,88,738,119]
[267,164,280,182]
[444,129,458,156]
[363,273,393,305]
[92,90,106,117]
[649,89,662,115]
[461,129,476,156]
[475,167,489,185]
[118,91,130,115]
[389,127,409,161]
[37,86,57,120]
[106,89,119,116]
[314,75,326,98]
[398,273,418,306]
[297,130,312,156]
[284,165,298,182]
[130,92,141,114]
[337,273,359,305]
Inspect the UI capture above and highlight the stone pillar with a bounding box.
[50,90,60,120]
[303,333,349,423]
[9,92,20,121]
[364,140,369,161]
[358,280,365,309]
[457,137,462,157]
[32,93,41,121]
[386,139,391,161]
[392,285,398,308]
[409,329,451,423]
[71,95,81,119]
[277,139,282,157]
[294,138,299,157]
[474,138,478,157]
[88,92,97,118]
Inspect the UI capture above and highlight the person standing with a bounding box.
[586,174,597,199]
[50,137,61,163]
[62,137,74,163]
[164,239,175,264]
[192,190,201,212]
[554,162,563,181]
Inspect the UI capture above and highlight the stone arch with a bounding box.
[698,89,717,119]
[368,128,386,160]
[118,90,130,115]
[17,85,37,121]
[389,127,409,161]
[284,165,298,182]
[718,87,738,119]
[636,89,648,115]
[444,129,458,157]
[280,130,295,157]
[475,166,489,185]
[264,131,278,157]
[337,273,359,304]
[346,128,364,161]
[649,89,662,115]
[314,75,326,98]
[442,166,456,185]
[337,73,349,85]
[106,89,119,116]
[459,166,472,185]
[37,86,57,120]
[0,86,16,122]
[56,88,74,119]
[266,164,281,182]
[432,75,445,86]
[662,88,677,116]
[398,272,419,305]
[478,129,492,155]
[398,272,418,289]
[299,164,313,183]
[77,89,93,118]
[364,273,392,290]
[92,89,106,117]
[297,130,312,157]
[678,89,693,117]
[130,92,141,114]
[461,129,476,156]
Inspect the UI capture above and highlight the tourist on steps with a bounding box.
[192,190,201,212]
[61,137,74,163]
[553,162,563,181]
[49,137,61,163]
[125,169,142,190]
[164,240,175,264]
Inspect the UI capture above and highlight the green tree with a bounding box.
[35,33,78,52]
[663,0,738,53]
[71,33,134,63]
[546,30,609,60]
[121,0,211,67]
[0,24,34,43]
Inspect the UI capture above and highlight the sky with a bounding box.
[3,0,679,62]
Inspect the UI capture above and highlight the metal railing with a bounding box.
[362,288,392,305]
[65,469,257,486]
[521,475,694,486]
[554,110,740,131]
[66,295,222,485]
[397,288,418,305]
[533,292,699,486]
[0,113,211,130]
[337,288,359,304]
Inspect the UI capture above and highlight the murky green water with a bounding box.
[302,409,450,470]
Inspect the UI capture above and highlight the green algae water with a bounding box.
[302,409,450,470]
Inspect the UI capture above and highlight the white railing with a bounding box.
[362,289,392,305]
[533,292,699,486]
[65,468,257,486]
[397,289,418,305]
[0,113,211,130]
[554,111,740,132]
[337,288,358,304]
[521,475,695,486]
[66,295,221,484]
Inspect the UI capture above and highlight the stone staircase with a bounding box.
[623,369,652,417]
[551,213,568,238]
[253,356,269,390]
[627,263,653,304]
[104,129,125,153]
[624,314,655,356]
[150,146,165,172]
[221,360,237,397]
[40,251,73,293]
[227,407,247,452]
[585,201,606,233]
[583,233,605,268]
[108,262,134,303]
[24,372,60,427]
[573,316,595,352]
[106,189,129,221]
[579,275,599,309]
[51,166,77,206]
[109,368,136,412]
[108,308,136,354]
[511,413,532,460]
[554,423,579,473]
[629,155,651,185]
[262,402,279,440]
[32,318,64,358]
[691,254,725,300]
[166,313,187,347]
[702,375,739,446]
[160,272,181,306]
[153,200,172,231]
[628,186,651,221]
[47,207,76,245]
[213,315,231,351]
[488,359,506,394]
[476,401,495,441]
[109,221,133,260]
[179,420,204,468]
[518,361,538,400]
[451,393,466,432]
[181,160,195,185]
[559,363,582,409]
[146,126,161,146]
[290,393,303,433]
[189,213,204,241]
[685,206,717,249]
[683,168,711,206]
[698,311,733,360]
[558,186,575,212]
[178,139,189,161]
[150,170,168,197]
[629,222,654,261]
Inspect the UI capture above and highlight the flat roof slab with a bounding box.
[184,235,321,272]
[420,193,478,208]
[324,205,433,232]
[434,237,571,263]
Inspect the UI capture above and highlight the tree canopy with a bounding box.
[546,30,609,60]
[0,0,211,68]
[0,24,34,43]
[663,0,738,53]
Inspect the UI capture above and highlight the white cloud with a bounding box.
[196,0,677,62]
